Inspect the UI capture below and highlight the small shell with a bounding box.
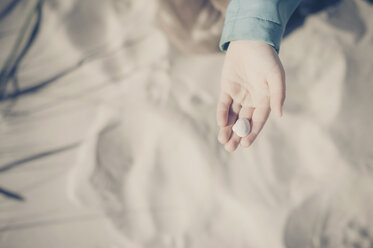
[232,119,251,137]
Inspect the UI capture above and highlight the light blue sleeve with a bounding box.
[219,0,302,53]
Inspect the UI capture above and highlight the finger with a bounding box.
[218,101,241,145]
[238,106,254,120]
[240,106,270,147]
[227,82,246,103]
[224,133,241,152]
[227,101,241,125]
[217,92,233,126]
[241,92,253,108]
[267,70,285,117]
[218,125,233,144]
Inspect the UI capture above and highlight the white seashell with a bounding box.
[232,119,251,137]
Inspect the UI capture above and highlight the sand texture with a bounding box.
[1,0,373,247]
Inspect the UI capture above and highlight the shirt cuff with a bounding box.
[219,17,284,53]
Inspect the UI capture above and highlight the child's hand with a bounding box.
[217,40,286,152]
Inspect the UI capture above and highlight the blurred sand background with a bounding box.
[0,0,373,247]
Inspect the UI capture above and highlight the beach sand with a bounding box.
[1,0,373,247]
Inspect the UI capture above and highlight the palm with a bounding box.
[217,40,285,152]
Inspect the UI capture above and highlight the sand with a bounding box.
[1,0,373,247]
